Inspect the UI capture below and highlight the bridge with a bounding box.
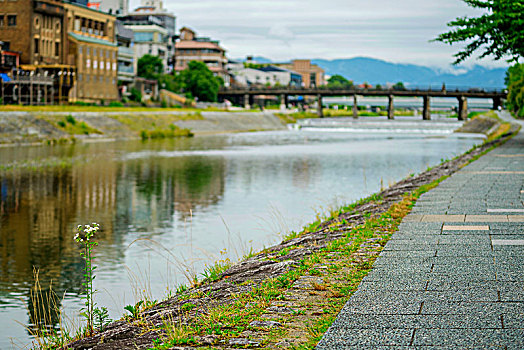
[218,87,507,120]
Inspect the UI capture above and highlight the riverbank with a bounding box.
[51,115,519,349]
[0,110,286,146]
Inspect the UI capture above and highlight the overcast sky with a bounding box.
[130,0,508,69]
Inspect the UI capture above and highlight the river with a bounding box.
[0,118,483,348]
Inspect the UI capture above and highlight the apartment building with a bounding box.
[276,59,325,88]
[118,1,175,71]
[174,27,228,83]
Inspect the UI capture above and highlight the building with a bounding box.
[0,0,64,66]
[0,0,118,103]
[118,0,175,71]
[96,0,129,15]
[276,59,325,88]
[229,64,301,87]
[174,27,228,83]
[62,2,119,102]
[115,20,135,94]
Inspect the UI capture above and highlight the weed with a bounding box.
[200,259,232,283]
[93,306,112,332]
[124,300,144,319]
[74,223,100,335]
[65,115,76,125]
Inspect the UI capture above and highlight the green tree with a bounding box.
[434,0,524,64]
[505,64,524,118]
[137,54,164,79]
[157,73,182,93]
[178,61,222,102]
[327,74,353,88]
[393,82,406,91]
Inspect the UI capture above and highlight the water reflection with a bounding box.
[0,130,482,347]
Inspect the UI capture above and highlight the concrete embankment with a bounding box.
[0,110,285,146]
[173,111,286,135]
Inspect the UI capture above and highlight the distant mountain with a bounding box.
[234,56,274,64]
[311,57,508,89]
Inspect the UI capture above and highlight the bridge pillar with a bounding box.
[244,94,250,109]
[492,96,501,110]
[352,94,358,119]
[423,95,431,120]
[387,95,394,120]
[280,94,286,110]
[458,96,468,120]
[317,94,323,118]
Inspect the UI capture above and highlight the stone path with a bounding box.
[318,119,524,349]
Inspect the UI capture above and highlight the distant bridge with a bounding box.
[218,87,507,120]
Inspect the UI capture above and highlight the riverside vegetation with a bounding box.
[28,113,518,349]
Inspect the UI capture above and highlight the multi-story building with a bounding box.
[0,0,64,66]
[96,0,129,15]
[62,2,118,102]
[174,27,229,84]
[229,64,301,87]
[276,59,325,88]
[115,20,135,93]
[118,0,175,71]
[0,0,118,103]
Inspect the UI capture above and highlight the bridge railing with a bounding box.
[219,85,506,94]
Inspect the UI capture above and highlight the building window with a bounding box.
[55,42,59,57]
[7,15,16,27]
[78,74,82,81]
[34,16,39,29]
[86,47,90,55]
[34,38,39,54]
[0,16,4,27]
[78,46,82,54]
[93,48,97,56]
[55,21,60,32]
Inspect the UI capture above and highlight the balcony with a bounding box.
[118,46,134,58]
[118,64,134,74]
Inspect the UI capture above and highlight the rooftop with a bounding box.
[175,41,224,51]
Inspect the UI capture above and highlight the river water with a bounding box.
[0,118,483,348]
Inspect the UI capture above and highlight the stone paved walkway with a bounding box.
[318,119,524,349]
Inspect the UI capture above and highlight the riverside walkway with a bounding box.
[318,115,524,349]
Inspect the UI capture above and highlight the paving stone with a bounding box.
[487,208,524,213]
[442,225,489,231]
[492,239,524,245]
[465,215,509,222]
[317,328,413,347]
[329,314,502,330]
[413,329,524,347]
[420,215,465,222]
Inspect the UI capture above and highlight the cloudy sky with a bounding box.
[130,0,507,69]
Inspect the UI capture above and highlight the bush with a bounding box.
[66,115,76,125]
[108,101,124,107]
[129,88,142,102]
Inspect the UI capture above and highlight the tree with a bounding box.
[393,82,406,91]
[137,54,164,79]
[434,0,524,64]
[327,74,354,88]
[178,61,222,102]
[505,64,524,118]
